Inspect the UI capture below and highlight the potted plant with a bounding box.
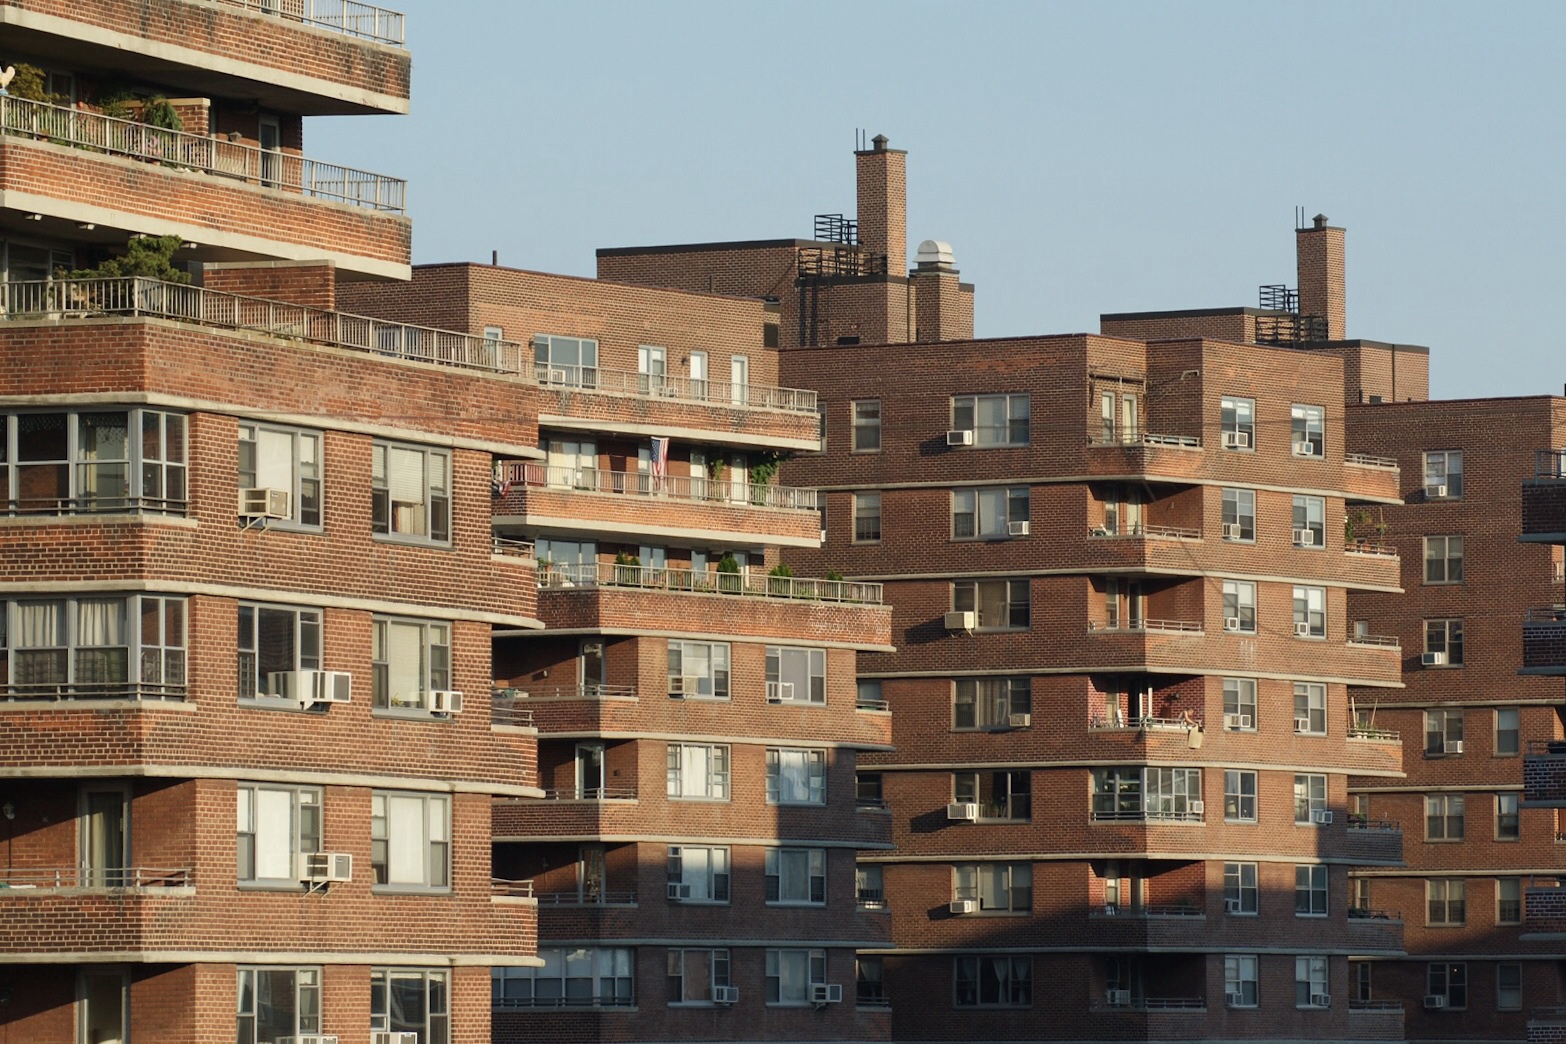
[767,562,794,596]
[715,552,741,594]
[613,551,641,586]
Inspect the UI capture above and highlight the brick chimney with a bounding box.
[1296,213,1345,340]
[855,133,906,274]
[910,240,974,342]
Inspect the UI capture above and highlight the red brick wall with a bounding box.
[203,260,337,309]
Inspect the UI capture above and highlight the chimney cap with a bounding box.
[915,240,956,268]
[871,133,889,151]
[1312,213,1329,229]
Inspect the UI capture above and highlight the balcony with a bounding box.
[1342,819,1403,864]
[1087,904,1209,947]
[0,866,195,955]
[494,462,821,547]
[1345,908,1405,952]
[1523,608,1566,675]
[492,791,642,842]
[1348,1000,1405,1042]
[1523,741,1566,807]
[1522,876,1566,938]
[1522,451,1566,542]
[0,866,192,891]
[1343,453,1401,501]
[215,0,405,45]
[1085,432,1205,482]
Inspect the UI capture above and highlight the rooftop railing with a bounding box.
[494,685,637,702]
[498,462,818,511]
[0,866,192,889]
[1,96,404,212]
[1088,432,1202,449]
[538,562,883,605]
[1526,607,1566,623]
[534,364,818,414]
[215,0,406,46]
[1088,523,1201,540]
[1345,452,1399,470]
[536,786,638,801]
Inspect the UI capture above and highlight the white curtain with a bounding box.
[17,601,63,647]
[255,788,293,880]
[77,598,124,646]
[257,429,293,490]
[387,795,425,884]
[386,621,424,707]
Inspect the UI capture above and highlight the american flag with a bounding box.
[650,437,669,491]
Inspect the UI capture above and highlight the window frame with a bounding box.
[1220,488,1255,542]
[1496,878,1522,926]
[952,862,1033,914]
[1293,773,1327,825]
[765,847,826,905]
[533,333,599,388]
[1423,535,1464,585]
[1294,864,1328,917]
[766,948,826,1007]
[1222,678,1257,731]
[1223,861,1258,915]
[1425,794,1466,842]
[491,946,632,1009]
[952,486,1029,541]
[1,408,190,518]
[666,947,730,1006]
[852,491,882,543]
[667,640,730,701]
[1291,494,1326,549]
[764,645,826,704]
[953,955,1032,1008]
[5,593,186,701]
[1424,450,1463,499]
[237,602,322,703]
[955,770,1031,822]
[1426,879,1466,926]
[1290,404,1325,457]
[666,743,731,801]
[952,676,1030,730]
[1221,580,1256,633]
[952,578,1030,631]
[1223,954,1259,1008]
[1495,792,1520,841]
[371,616,452,714]
[1424,709,1464,757]
[371,440,452,546]
[666,844,730,904]
[1292,585,1326,639]
[765,748,827,806]
[1295,955,1329,1008]
[1293,682,1327,735]
[1224,770,1257,823]
[237,420,318,528]
[370,791,451,892]
[1427,962,1468,1010]
[371,967,450,1038]
[1219,397,1255,451]
[1496,962,1522,1012]
[236,783,321,888]
[236,966,321,1043]
[1495,708,1521,757]
[950,393,1030,448]
[851,400,882,453]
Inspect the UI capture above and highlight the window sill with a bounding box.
[1422,838,1465,844]
[668,694,729,702]
[372,707,451,721]
[372,534,454,551]
[237,881,308,892]
[237,697,325,714]
[1223,819,1258,826]
[765,901,827,908]
[371,885,454,896]
[1294,634,1327,641]
[667,797,732,804]
[1222,628,1258,636]
[767,801,827,808]
[237,518,321,535]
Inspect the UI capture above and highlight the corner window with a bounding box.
[952,487,1028,540]
[951,394,1029,447]
[1,409,187,517]
[1223,955,1258,1007]
[1424,619,1464,666]
[1293,774,1327,824]
[767,949,827,1006]
[953,578,1030,630]
[667,743,730,800]
[853,492,882,543]
[1222,678,1256,731]
[1220,488,1255,541]
[1295,865,1327,916]
[236,967,320,1043]
[953,863,1032,913]
[1427,879,1466,925]
[238,422,318,526]
[1219,397,1255,450]
[1293,682,1326,735]
[237,604,321,700]
[1091,767,1200,821]
[1424,536,1464,584]
[1425,709,1464,756]
[371,442,451,544]
[765,848,826,904]
[954,956,1031,1007]
[372,618,451,711]
[1292,585,1326,638]
[667,845,729,903]
[1424,450,1463,499]
[5,594,186,700]
[236,784,320,885]
[955,770,1031,821]
[493,947,632,1008]
[1425,794,1465,841]
[1292,495,1325,548]
[953,677,1030,730]
[852,400,881,452]
[1290,404,1325,457]
[857,956,887,1007]
[1223,862,1258,914]
[666,948,730,1005]
[667,641,730,700]
[1221,580,1256,633]
[766,748,826,805]
[765,645,825,704]
[371,792,450,890]
[1224,770,1257,822]
[372,969,449,1040]
[533,334,598,388]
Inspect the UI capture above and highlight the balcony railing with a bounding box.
[0,494,185,518]
[488,696,535,729]
[533,364,818,415]
[1344,542,1398,557]
[215,0,406,46]
[1536,451,1566,480]
[537,786,638,801]
[1346,634,1401,649]
[1088,714,1204,731]
[0,681,186,702]
[489,877,536,898]
[1348,726,1400,742]
[1526,607,1566,624]
[0,866,191,889]
[538,563,883,605]
[856,695,891,711]
[534,890,636,906]
[1090,903,1204,918]
[493,996,635,1010]
[491,536,535,559]
[1347,818,1401,832]
[1089,808,1204,824]
[1345,452,1399,470]
[1088,432,1202,449]
[1087,619,1204,634]
[499,462,818,511]
[0,96,405,211]
[1088,523,1201,540]
[494,685,637,702]
[1348,907,1401,920]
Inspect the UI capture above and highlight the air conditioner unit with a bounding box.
[668,675,700,698]
[949,899,978,914]
[544,367,568,384]
[1188,800,1205,815]
[1226,992,1245,1007]
[1224,617,1242,631]
[1422,652,1447,666]
[946,429,975,446]
[267,670,351,706]
[1294,717,1313,733]
[1007,520,1030,537]
[944,611,977,632]
[298,851,352,883]
[1293,441,1317,456]
[1311,993,1331,1007]
[1293,528,1317,546]
[1295,622,1313,637]
[277,1037,338,1044]
[1221,431,1250,449]
[712,985,739,1005]
[1424,994,1448,1009]
[238,487,291,520]
[812,983,844,1004]
[946,802,980,821]
[1106,989,1131,1007]
[766,680,795,704]
[1426,484,1448,499]
[1222,523,1243,540]
[667,882,692,900]
[372,1034,419,1044]
[1311,809,1334,825]
[1447,739,1464,754]
[1224,713,1253,730]
[315,671,352,703]
[1224,898,1242,913]
[1008,712,1032,728]
[429,689,463,714]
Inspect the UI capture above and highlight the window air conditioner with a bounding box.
[945,611,978,633]
[1447,739,1464,754]
[277,1037,338,1044]
[1294,717,1313,734]
[544,367,568,385]
[1225,992,1245,1007]
[268,670,351,706]
[1293,528,1317,546]
[946,802,980,821]
[946,429,975,446]
[1187,800,1205,815]
[766,680,795,704]
[667,882,692,900]
[1422,652,1447,666]
[238,487,291,520]
[1224,713,1253,730]
[949,899,978,914]
[1424,994,1447,1009]
[372,1034,419,1044]
[1426,484,1448,499]
[1007,520,1030,537]
[1222,523,1243,540]
[1224,617,1242,632]
[429,689,463,714]
[315,671,352,703]
[1008,712,1032,728]
[1311,809,1334,825]
[297,851,352,883]
[1295,622,1313,637]
[1221,431,1250,449]
[1293,441,1317,456]
[812,983,844,1004]
[1224,898,1242,913]
[712,985,739,1005]
[1106,989,1131,1007]
[1311,993,1331,1007]
[668,675,700,698]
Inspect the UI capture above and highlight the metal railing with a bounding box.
[1088,619,1203,634]
[1346,634,1401,648]
[856,889,887,909]
[496,685,637,702]
[1345,452,1399,470]
[489,877,536,898]
[1344,542,1398,557]
[491,536,535,559]
[1088,523,1201,540]
[1,681,186,702]
[533,364,818,414]
[1536,450,1566,479]
[1349,999,1406,1011]
[0,495,185,518]
[538,562,883,605]
[1348,726,1400,742]
[215,0,406,46]
[493,996,635,1010]
[498,461,817,510]
[1526,740,1566,756]
[1096,997,1206,1011]
[856,696,890,712]
[1347,907,1401,921]
[0,96,404,212]
[855,796,889,810]
[1090,903,1204,918]
[1,277,523,373]
[488,697,534,728]
[537,786,638,801]
[1089,809,1205,823]
[1089,715,1204,731]
[1347,818,1401,832]
[534,890,636,906]
[1088,432,1201,449]
[0,866,191,889]
[1526,607,1566,623]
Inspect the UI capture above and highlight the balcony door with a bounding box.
[576,743,605,800]
[579,843,605,903]
[729,355,748,405]
[544,438,595,490]
[77,967,128,1044]
[689,351,708,398]
[257,116,281,188]
[637,345,666,394]
[79,787,128,888]
[579,640,604,695]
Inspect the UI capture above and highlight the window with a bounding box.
[955,770,1031,821]
[236,967,320,1044]
[766,948,826,1005]
[1295,956,1329,1007]
[857,956,886,1007]
[238,604,321,700]
[765,848,826,904]
[766,748,826,805]
[1224,770,1257,822]
[1222,678,1256,730]
[1353,962,1373,1003]
[1224,955,1258,1007]
[1293,585,1326,638]
[372,442,450,543]
[1497,963,1522,1011]
[856,772,884,808]
[77,968,127,1044]
[371,792,449,889]
[237,784,320,885]
[0,409,188,517]
[853,492,881,543]
[857,864,885,907]
[1424,450,1463,498]
[953,677,1030,729]
[1496,793,1520,840]
[372,969,449,1041]
[1291,404,1325,457]
[1222,580,1256,633]
[1294,774,1327,824]
[1295,865,1328,916]
[1220,488,1255,541]
[1427,879,1466,925]
[953,578,1030,630]
[952,487,1029,539]
[1424,619,1464,667]
[1293,682,1326,735]
[1426,795,1465,841]
[1224,862,1258,914]
[1219,397,1255,450]
[666,949,729,1005]
[492,947,632,1008]
[1496,708,1521,756]
[951,393,1029,447]
[1425,710,1464,756]
[1098,483,1143,535]
[857,679,885,711]
[1104,578,1143,630]
[765,645,825,704]
[1424,536,1464,584]
[667,845,729,903]
[533,334,598,387]
[953,862,1032,913]
[852,400,881,452]
[667,641,729,700]
[1497,878,1522,924]
[4,594,186,699]
[237,422,316,526]
[1292,495,1325,548]
[1091,767,1201,820]
[954,955,1031,1007]
[372,617,451,711]
[667,743,730,800]
[1427,962,1467,1009]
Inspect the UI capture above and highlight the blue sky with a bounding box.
[323,1,1566,400]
